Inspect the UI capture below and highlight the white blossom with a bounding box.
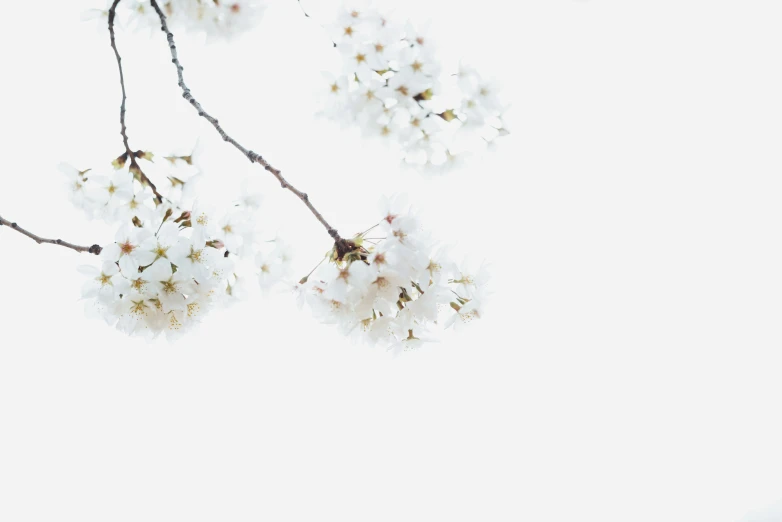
[255,237,294,292]
[100,225,155,276]
[78,260,129,301]
[59,163,91,215]
[115,189,155,224]
[86,170,134,220]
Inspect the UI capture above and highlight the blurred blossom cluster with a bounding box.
[84,0,267,39]
[64,151,292,340]
[318,1,509,173]
[295,195,490,353]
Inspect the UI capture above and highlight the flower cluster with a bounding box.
[84,0,267,40]
[59,148,200,223]
[319,3,509,173]
[295,195,489,353]
[65,151,287,339]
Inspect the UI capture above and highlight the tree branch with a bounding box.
[148,0,348,248]
[0,215,102,255]
[108,0,164,204]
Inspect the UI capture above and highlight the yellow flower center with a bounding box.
[131,278,147,292]
[161,280,178,295]
[130,300,148,316]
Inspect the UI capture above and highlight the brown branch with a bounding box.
[0,215,102,255]
[108,0,164,204]
[148,0,348,249]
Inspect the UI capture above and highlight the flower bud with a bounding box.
[439,109,457,122]
[112,153,128,169]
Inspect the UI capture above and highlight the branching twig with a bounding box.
[148,0,349,251]
[108,0,164,204]
[0,215,102,255]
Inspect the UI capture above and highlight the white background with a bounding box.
[1,0,782,520]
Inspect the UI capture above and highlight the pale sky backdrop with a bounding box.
[2,1,782,521]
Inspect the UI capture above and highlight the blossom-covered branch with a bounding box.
[0,214,102,255]
[147,0,349,250]
[108,0,165,204]
[60,0,490,347]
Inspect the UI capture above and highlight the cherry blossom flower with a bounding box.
[445,291,487,331]
[59,163,91,215]
[169,237,220,282]
[86,171,134,219]
[78,261,129,301]
[255,237,294,292]
[115,189,155,224]
[101,225,155,276]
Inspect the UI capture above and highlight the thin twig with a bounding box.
[108,0,164,204]
[295,0,337,47]
[357,221,381,237]
[298,255,327,284]
[0,215,102,255]
[297,0,310,17]
[148,0,348,251]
